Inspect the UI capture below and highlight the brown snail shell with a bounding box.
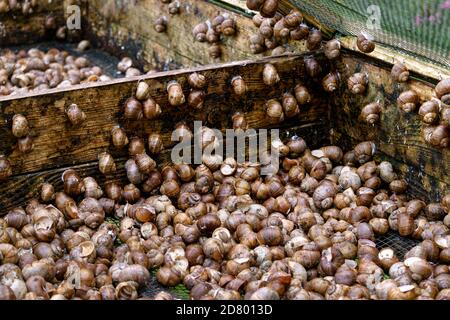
[322,72,339,93]
[306,29,322,51]
[111,126,129,149]
[324,39,341,60]
[231,76,247,96]
[423,124,449,148]
[188,72,206,89]
[356,34,375,53]
[193,23,208,42]
[294,84,311,105]
[143,98,162,120]
[418,100,440,124]
[397,90,419,113]
[148,133,164,155]
[263,63,280,86]
[154,16,168,33]
[304,56,321,79]
[11,114,30,138]
[135,81,150,100]
[167,80,185,106]
[266,99,284,123]
[65,104,86,126]
[391,62,409,82]
[435,78,450,105]
[360,102,382,124]
[347,73,368,94]
[98,152,116,175]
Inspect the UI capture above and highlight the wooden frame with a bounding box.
[0,53,330,213]
[0,0,448,214]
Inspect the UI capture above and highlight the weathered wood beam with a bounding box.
[0,1,67,47]
[330,53,449,201]
[0,53,330,178]
[339,36,450,81]
[84,0,319,70]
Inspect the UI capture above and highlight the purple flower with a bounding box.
[415,15,422,26]
[441,0,450,9]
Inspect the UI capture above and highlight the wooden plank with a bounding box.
[0,123,329,214]
[85,0,258,70]
[374,153,448,203]
[0,158,126,215]
[84,0,314,71]
[0,53,331,177]
[0,1,66,46]
[330,53,449,201]
[339,36,450,81]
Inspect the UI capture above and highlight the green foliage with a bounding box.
[171,283,190,300]
[105,216,120,227]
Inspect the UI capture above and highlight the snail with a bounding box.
[322,72,339,93]
[435,78,450,105]
[324,39,341,60]
[360,102,382,124]
[231,76,247,96]
[1,115,449,301]
[391,62,409,83]
[167,80,185,106]
[356,34,375,53]
[154,16,168,33]
[98,152,116,175]
[193,23,208,42]
[347,73,368,94]
[66,104,86,126]
[111,126,129,149]
[266,99,284,123]
[418,100,440,124]
[262,63,280,86]
[397,90,419,113]
[306,29,322,51]
[11,114,30,138]
[423,124,449,148]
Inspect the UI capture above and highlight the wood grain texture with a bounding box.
[0,1,66,46]
[0,53,331,178]
[84,0,313,71]
[331,52,449,201]
[0,123,329,214]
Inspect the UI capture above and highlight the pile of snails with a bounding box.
[0,0,38,15]
[1,128,449,299]
[0,0,78,41]
[0,46,112,97]
[249,8,320,56]
[192,12,237,58]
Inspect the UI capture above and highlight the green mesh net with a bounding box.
[290,0,450,68]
